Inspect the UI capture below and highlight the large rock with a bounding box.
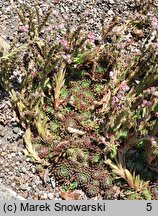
[0,183,26,200]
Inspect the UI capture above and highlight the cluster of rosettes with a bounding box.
[51,137,114,197]
[68,81,95,112]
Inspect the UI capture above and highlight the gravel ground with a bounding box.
[0,0,148,39]
[0,0,158,200]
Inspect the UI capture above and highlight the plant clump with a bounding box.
[0,1,158,199]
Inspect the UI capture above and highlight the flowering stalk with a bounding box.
[53,62,66,109]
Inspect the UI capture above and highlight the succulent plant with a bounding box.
[103,188,117,200]
[150,186,158,200]
[123,188,152,200]
[86,184,100,197]
[76,170,91,186]
[124,192,142,200]
[91,179,100,187]
[101,173,113,189]
[141,189,152,200]
[90,153,102,165]
[66,147,89,165]
[55,164,72,180]
[92,170,105,180]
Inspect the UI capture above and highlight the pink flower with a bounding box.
[44,26,52,32]
[109,71,116,80]
[143,100,148,106]
[119,81,130,91]
[59,39,69,49]
[152,42,158,48]
[151,17,158,31]
[153,91,158,97]
[63,54,72,64]
[18,25,29,33]
[105,133,113,139]
[116,43,125,49]
[87,32,96,41]
[142,100,152,107]
[62,14,69,20]
[150,87,156,91]
[117,93,123,99]
[57,23,65,30]
[31,71,37,78]
[144,87,156,94]
[150,137,157,145]
[52,9,58,16]
[112,96,121,109]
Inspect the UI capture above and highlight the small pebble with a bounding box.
[0,125,4,131]
[11,152,16,157]
[13,127,20,134]
[0,159,3,165]
[19,183,29,191]
[19,167,27,174]
[40,192,48,200]
[15,161,20,166]
[109,0,115,4]
[48,193,54,200]
[7,154,12,159]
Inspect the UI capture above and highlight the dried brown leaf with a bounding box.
[59,191,81,200]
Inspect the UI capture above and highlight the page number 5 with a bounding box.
[146,203,152,211]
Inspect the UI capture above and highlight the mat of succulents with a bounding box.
[0,0,158,200]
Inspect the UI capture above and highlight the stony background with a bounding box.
[1,0,155,39]
[0,0,158,200]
